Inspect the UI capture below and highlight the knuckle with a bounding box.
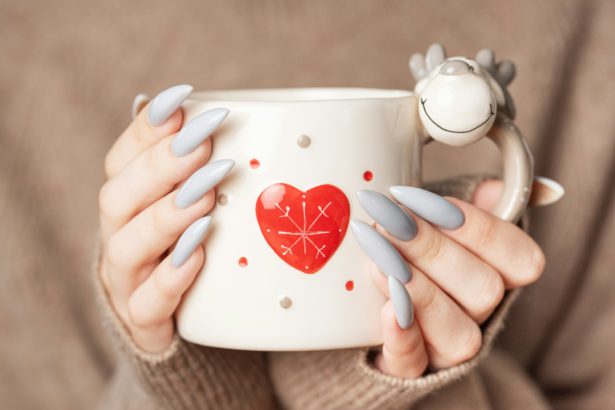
[475,270,505,318]
[153,269,183,302]
[414,228,444,264]
[474,213,499,248]
[151,200,179,239]
[147,139,181,186]
[106,234,131,271]
[449,325,482,364]
[524,243,546,285]
[415,281,438,312]
[98,182,117,218]
[127,296,160,329]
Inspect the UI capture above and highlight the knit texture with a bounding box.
[94,244,278,409]
[95,175,522,409]
[2,1,615,409]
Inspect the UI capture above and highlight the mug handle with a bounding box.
[482,113,534,223]
[423,112,534,223]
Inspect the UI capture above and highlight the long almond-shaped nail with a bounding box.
[388,276,414,329]
[390,186,465,230]
[132,93,149,119]
[172,108,229,156]
[175,159,235,209]
[350,219,411,284]
[148,84,193,127]
[172,216,211,267]
[357,190,417,241]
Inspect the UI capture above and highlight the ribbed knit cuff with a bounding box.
[93,242,277,410]
[269,175,526,410]
[269,289,519,410]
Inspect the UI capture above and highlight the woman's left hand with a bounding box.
[351,180,545,378]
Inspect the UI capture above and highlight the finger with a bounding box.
[371,263,482,369]
[357,191,503,323]
[131,93,149,119]
[128,244,205,353]
[372,263,482,369]
[471,179,503,211]
[100,135,211,238]
[376,301,428,378]
[444,197,545,288]
[106,187,215,286]
[99,135,229,242]
[392,185,544,288]
[105,84,193,178]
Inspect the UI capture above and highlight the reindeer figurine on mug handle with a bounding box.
[408,43,564,223]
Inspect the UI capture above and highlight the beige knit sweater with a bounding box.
[1,0,614,409]
[96,176,517,410]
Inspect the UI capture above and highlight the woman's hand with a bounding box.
[351,181,545,378]
[98,85,232,353]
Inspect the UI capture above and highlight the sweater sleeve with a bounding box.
[268,175,526,410]
[93,246,279,410]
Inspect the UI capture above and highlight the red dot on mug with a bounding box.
[249,159,260,169]
[363,170,373,181]
[238,257,248,267]
[345,280,354,291]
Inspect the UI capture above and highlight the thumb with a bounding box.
[471,179,503,211]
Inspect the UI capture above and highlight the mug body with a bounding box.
[177,88,421,350]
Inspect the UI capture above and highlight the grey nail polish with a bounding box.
[357,190,417,241]
[390,186,465,230]
[175,159,235,209]
[172,108,229,156]
[349,219,412,284]
[148,84,193,127]
[172,216,211,267]
[131,93,149,119]
[388,276,414,329]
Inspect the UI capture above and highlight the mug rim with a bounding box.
[187,87,415,104]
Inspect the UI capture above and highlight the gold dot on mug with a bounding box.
[297,134,311,148]
[218,194,228,205]
[279,296,292,309]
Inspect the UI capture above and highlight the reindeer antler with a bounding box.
[475,48,517,119]
[408,43,447,82]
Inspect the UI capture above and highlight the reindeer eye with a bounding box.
[440,60,471,76]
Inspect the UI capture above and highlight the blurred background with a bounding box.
[1,0,613,408]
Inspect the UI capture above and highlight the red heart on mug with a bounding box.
[255,183,350,274]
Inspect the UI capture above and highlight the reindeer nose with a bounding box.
[440,60,472,75]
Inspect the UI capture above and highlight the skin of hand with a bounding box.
[99,85,545,371]
[98,85,231,353]
[365,180,545,378]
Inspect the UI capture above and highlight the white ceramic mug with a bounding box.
[176,87,532,351]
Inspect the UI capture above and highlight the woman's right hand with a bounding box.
[98,85,232,353]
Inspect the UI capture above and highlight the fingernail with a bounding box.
[175,159,235,209]
[172,108,229,156]
[349,219,412,284]
[388,276,414,329]
[132,93,149,119]
[390,186,465,230]
[172,216,211,267]
[148,84,193,127]
[357,190,417,241]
